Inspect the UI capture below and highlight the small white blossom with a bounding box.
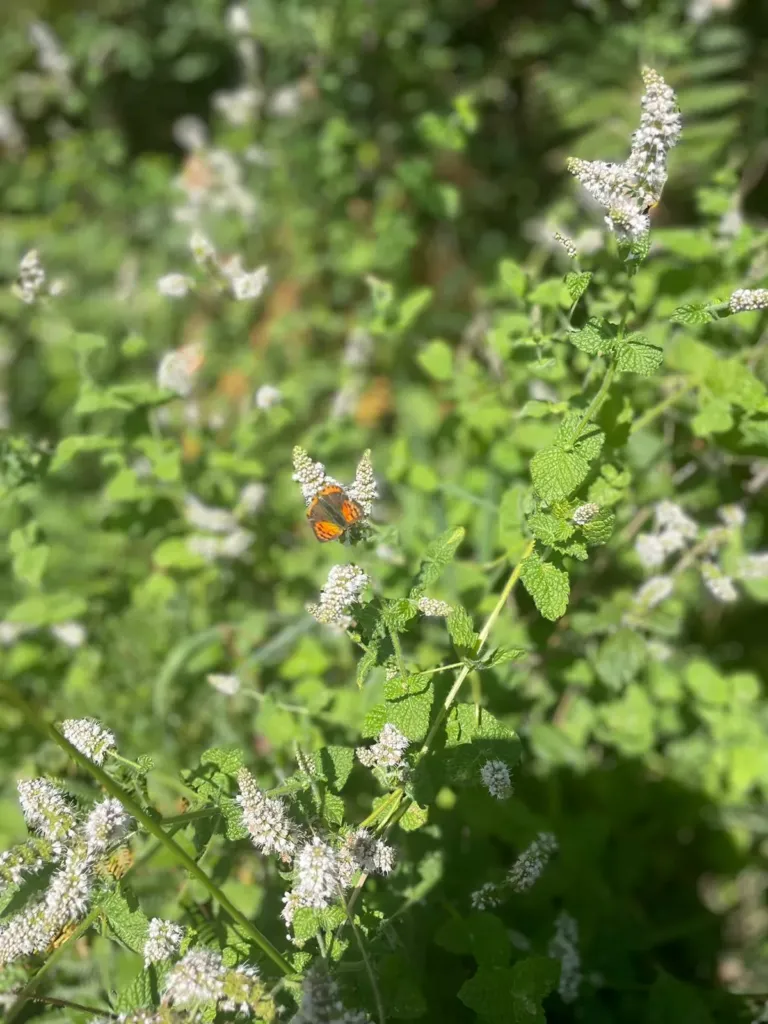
[213,86,261,126]
[507,832,557,892]
[701,563,738,603]
[548,911,581,1003]
[718,504,746,528]
[572,502,600,526]
[218,527,254,559]
[554,231,577,258]
[635,532,667,569]
[745,461,768,494]
[567,68,680,239]
[238,482,267,514]
[157,273,193,299]
[207,673,240,696]
[60,718,116,765]
[470,881,503,911]
[173,115,208,152]
[356,723,410,774]
[0,621,32,646]
[291,966,373,1024]
[634,575,674,610]
[184,495,237,534]
[729,289,768,313]
[237,767,299,861]
[0,841,49,892]
[480,760,513,800]
[294,838,341,910]
[292,447,334,504]
[164,947,227,1008]
[254,384,282,409]
[225,4,251,34]
[308,564,370,628]
[84,798,132,858]
[347,449,378,517]
[345,829,395,876]
[17,779,77,843]
[189,230,216,265]
[29,21,70,78]
[417,596,453,617]
[654,500,698,538]
[51,621,86,648]
[15,250,46,304]
[281,889,302,930]
[144,918,184,967]
[221,258,269,301]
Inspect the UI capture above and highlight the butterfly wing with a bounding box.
[311,519,345,542]
[307,486,348,542]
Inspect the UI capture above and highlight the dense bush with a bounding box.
[1,1,767,1022]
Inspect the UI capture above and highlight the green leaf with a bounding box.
[99,885,150,955]
[459,957,559,1023]
[527,510,574,546]
[616,333,663,375]
[466,913,512,967]
[692,397,733,437]
[498,259,527,300]
[379,954,428,1018]
[152,538,207,570]
[481,646,526,669]
[564,271,592,302]
[314,746,354,793]
[670,303,714,325]
[520,553,570,621]
[568,317,616,355]
[50,435,121,471]
[384,676,433,741]
[594,628,646,689]
[410,527,465,598]
[446,607,479,652]
[684,658,729,705]
[114,968,155,1013]
[200,746,243,776]
[383,598,418,633]
[530,447,590,502]
[647,972,714,1024]
[219,796,249,841]
[579,508,615,546]
[417,339,454,381]
[398,801,429,832]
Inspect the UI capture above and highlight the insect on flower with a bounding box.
[306,484,363,543]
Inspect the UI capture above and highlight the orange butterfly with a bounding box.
[307,484,363,542]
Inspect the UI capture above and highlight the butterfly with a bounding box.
[307,484,363,542]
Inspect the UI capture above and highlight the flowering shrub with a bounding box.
[1,2,768,1023]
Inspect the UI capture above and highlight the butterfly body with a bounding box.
[307,484,363,542]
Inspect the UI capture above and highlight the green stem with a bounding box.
[32,996,113,1017]
[160,807,221,827]
[573,360,617,440]
[358,787,404,830]
[630,381,691,435]
[0,684,293,977]
[418,537,536,758]
[388,627,409,686]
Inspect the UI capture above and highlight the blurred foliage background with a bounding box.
[1,0,768,1020]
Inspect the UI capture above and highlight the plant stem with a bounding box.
[344,895,386,1024]
[630,381,691,434]
[573,360,617,440]
[388,627,409,686]
[0,684,293,977]
[417,537,535,758]
[358,787,403,830]
[32,996,114,1016]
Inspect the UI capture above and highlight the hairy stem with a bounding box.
[573,360,617,440]
[0,684,293,977]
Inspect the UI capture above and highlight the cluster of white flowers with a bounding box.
[157,232,268,304]
[144,918,185,967]
[29,20,70,79]
[164,947,227,1007]
[182,492,254,563]
[568,68,680,239]
[14,250,47,304]
[480,760,514,800]
[417,596,453,617]
[729,288,768,313]
[548,911,582,1004]
[291,967,372,1024]
[635,500,699,569]
[0,781,134,964]
[307,564,370,629]
[554,231,577,259]
[213,84,262,126]
[470,882,504,911]
[184,494,238,534]
[156,342,205,398]
[508,832,558,892]
[572,502,600,526]
[156,273,194,299]
[238,481,267,515]
[342,828,396,877]
[0,838,50,893]
[357,724,410,775]
[292,447,378,517]
[237,768,300,861]
[61,718,116,765]
[331,328,375,419]
[700,561,739,604]
[207,672,241,696]
[219,255,269,301]
[254,384,282,410]
[52,621,87,648]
